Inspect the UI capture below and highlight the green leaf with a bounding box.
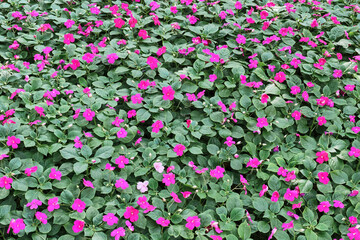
[230,208,244,221]
[74,162,88,175]
[261,52,274,62]
[305,229,318,240]
[189,147,202,154]
[94,146,114,159]
[60,147,79,159]
[253,198,268,212]
[300,136,317,150]
[81,145,92,159]
[136,109,151,122]
[210,112,224,123]
[303,207,315,222]
[253,68,268,80]
[238,222,251,239]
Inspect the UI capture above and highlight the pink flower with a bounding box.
[236,34,246,44]
[186,216,201,230]
[48,197,60,212]
[25,166,38,176]
[7,218,26,234]
[261,94,269,103]
[154,162,164,173]
[63,33,75,45]
[318,172,329,184]
[292,202,302,209]
[260,10,268,19]
[107,53,118,64]
[147,56,159,69]
[105,163,115,171]
[268,228,277,240]
[285,171,296,182]
[162,86,175,100]
[126,220,134,231]
[349,216,357,225]
[72,220,85,233]
[103,213,119,226]
[131,93,143,104]
[284,188,299,202]
[7,136,20,149]
[115,178,129,190]
[72,199,86,213]
[345,85,356,91]
[317,116,327,126]
[316,151,329,164]
[271,191,279,202]
[124,206,139,222]
[209,74,217,82]
[333,69,343,78]
[152,120,164,133]
[170,6,178,14]
[117,128,128,138]
[259,184,268,197]
[138,29,150,39]
[247,158,261,168]
[49,168,62,181]
[274,72,286,83]
[162,173,176,186]
[64,19,75,28]
[210,166,225,179]
[282,221,294,231]
[83,179,94,188]
[349,190,359,197]
[292,111,301,120]
[235,1,242,9]
[137,181,149,193]
[114,18,125,28]
[310,19,318,28]
[224,136,235,147]
[157,46,167,56]
[210,236,222,240]
[35,212,47,224]
[181,191,192,198]
[74,136,83,149]
[173,144,186,156]
[187,15,199,24]
[111,227,126,239]
[170,192,182,203]
[257,117,268,128]
[290,86,301,95]
[156,217,170,227]
[115,155,129,168]
[333,200,344,208]
[83,108,95,121]
[317,201,331,213]
[26,199,42,209]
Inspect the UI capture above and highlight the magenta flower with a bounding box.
[63,33,75,45]
[318,172,329,184]
[317,116,327,126]
[185,216,201,230]
[259,184,269,197]
[25,166,38,176]
[162,173,175,186]
[72,199,86,213]
[187,15,199,24]
[152,120,164,133]
[333,69,342,78]
[103,213,119,226]
[210,166,225,179]
[26,199,42,209]
[170,192,182,203]
[137,196,150,209]
[74,136,83,149]
[83,179,94,188]
[349,216,357,225]
[83,109,95,121]
[111,227,126,240]
[317,201,331,213]
[271,191,279,202]
[310,19,318,28]
[316,151,329,164]
[257,117,268,128]
[7,218,26,234]
[282,221,294,231]
[138,29,150,39]
[224,136,235,147]
[291,111,301,120]
[284,188,299,202]
[173,144,186,156]
[82,53,95,63]
[333,200,344,208]
[115,155,129,168]
[147,56,159,69]
[49,168,62,181]
[156,217,170,227]
[162,86,175,101]
[236,34,246,44]
[274,72,286,83]
[107,53,119,64]
[117,128,128,138]
[131,93,143,104]
[7,136,21,149]
[290,86,301,95]
[48,197,60,212]
[261,94,269,103]
[209,74,217,82]
[35,212,47,224]
[72,220,85,233]
[124,206,139,222]
[181,191,192,198]
[247,158,261,168]
[115,178,129,190]
[114,18,125,28]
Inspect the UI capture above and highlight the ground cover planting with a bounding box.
[0,0,360,239]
